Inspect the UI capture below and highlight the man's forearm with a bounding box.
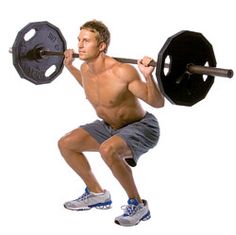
[146,75,165,108]
[65,64,83,86]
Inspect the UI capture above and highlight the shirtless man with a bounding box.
[58,20,164,226]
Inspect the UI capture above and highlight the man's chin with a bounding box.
[79,55,87,61]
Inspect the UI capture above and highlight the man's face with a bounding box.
[78,29,101,61]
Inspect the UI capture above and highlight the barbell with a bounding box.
[10,21,233,106]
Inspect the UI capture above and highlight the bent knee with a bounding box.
[58,132,79,152]
[99,143,120,167]
[58,135,70,152]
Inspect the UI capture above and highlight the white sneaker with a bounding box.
[64,187,112,211]
[115,198,151,226]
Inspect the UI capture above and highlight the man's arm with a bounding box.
[126,57,165,108]
[64,49,83,86]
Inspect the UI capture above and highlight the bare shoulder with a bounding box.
[80,62,88,73]
[111,59,141,83]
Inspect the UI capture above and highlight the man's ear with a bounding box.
[99,42,107,52]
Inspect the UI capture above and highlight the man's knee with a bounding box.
[58,134,71,152]
[58,131,80,152]
[99,142,120,167]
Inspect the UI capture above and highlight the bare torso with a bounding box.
[81,57,145,129]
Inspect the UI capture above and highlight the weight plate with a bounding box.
[156,30,216,106]
[12,21,66,84]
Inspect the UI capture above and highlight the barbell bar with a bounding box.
[40,49,233,78]
[16,46,233,78]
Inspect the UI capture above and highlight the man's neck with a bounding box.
[86,53,107,75]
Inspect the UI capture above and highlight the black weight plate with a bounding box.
[156,31,216,106]
[12,21,66,84]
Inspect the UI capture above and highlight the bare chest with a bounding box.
[82,73,128,108]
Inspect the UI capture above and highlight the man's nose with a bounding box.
[78,41,84,48]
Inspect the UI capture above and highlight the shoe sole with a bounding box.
[64,200,112,211]
[115,210,151,226]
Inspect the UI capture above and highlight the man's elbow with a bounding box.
[152,97,165,108]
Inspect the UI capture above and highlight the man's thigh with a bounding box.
[62,127,100,152]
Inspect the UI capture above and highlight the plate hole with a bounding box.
[203,61,209,82]
[164,55,171,76]
[45,65,56,77]
[24,29,36,41]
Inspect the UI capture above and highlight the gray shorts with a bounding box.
[80,112,160,167]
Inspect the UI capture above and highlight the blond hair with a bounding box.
[80,20,110,53]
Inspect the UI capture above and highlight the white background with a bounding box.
[0,0,235,234]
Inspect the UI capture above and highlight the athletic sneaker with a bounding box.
[64,187,112,211]
[114,198,151,226]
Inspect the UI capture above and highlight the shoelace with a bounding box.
[121,204,139,216]
[76,191,90,202]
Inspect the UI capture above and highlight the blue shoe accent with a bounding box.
[115,199,151,226]
[141,210,151,221]
[64,187,112,211]
[89,199,112,209]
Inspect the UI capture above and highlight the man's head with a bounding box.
[80,20,110,54]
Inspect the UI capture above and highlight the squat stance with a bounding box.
[58,20,164,226]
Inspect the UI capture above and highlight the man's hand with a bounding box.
[137,56,155,78]
[64,49,75,67]
[63,49,82,86]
